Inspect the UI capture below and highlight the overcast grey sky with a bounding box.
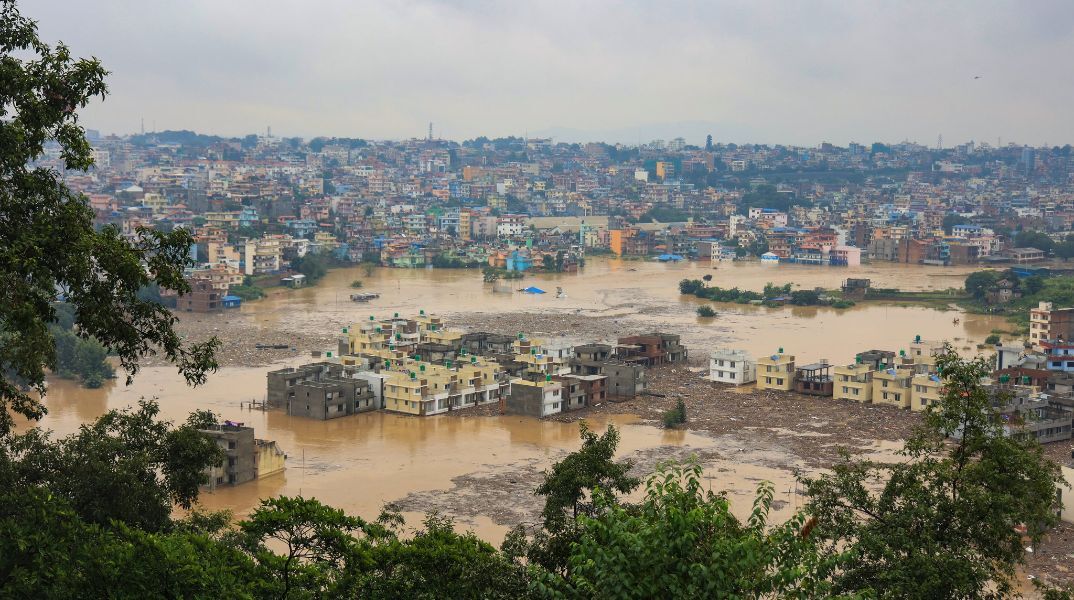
[22,0,1074,145]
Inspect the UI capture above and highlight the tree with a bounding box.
[737,184,806,213]
[0,2,218,435]
[360,513,530,599]
[0,488,259,599]
[537,462,848,599]
[526,424,640,574]
[1054,235,1074,261]
[1024,275,1046,295]
[662,398,688,427]
[0,399,224,532]
[942,213,970,234]
[240,496,368,599]
[790,290,820,306]
[964,270,1001,300]
[542,254,556,272]
[291,251,330,283]
[802,350,1065,598]
[748,238,770,257]
[1014,230,1054,254]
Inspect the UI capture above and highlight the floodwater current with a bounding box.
[25,259,1009,542]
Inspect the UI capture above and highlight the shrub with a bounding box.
[350,280,363,288]
[984,334,1001,345]
[832,299,856,309]
[696,305,716,318]
[662,398,687,428]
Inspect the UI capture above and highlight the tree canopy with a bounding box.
[0,1,218,435]
[802,350,1065,598]
[1014,230,1054,253]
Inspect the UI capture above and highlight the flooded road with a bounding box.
[26,259,1002,542]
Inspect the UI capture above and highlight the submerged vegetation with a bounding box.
[679,279,855,309]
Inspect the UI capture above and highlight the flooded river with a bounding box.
[246,257,1005,365]
[25,259,1007,542]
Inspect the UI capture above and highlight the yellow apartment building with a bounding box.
[457,210,472,241]
[872,369,914,409]
[911,373,944,412]
[833,363,874,403]
[516,352,556,378]
[255,440,287,479]
[756,352,795,391]
[313,231,338,250]
[204,211,240,229]
[383,359,504,416]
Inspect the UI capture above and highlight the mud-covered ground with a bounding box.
[152,311,342,368]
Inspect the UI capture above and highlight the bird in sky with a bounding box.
[974,75,982,79]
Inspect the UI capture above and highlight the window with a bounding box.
[776,378,784,386]
[227,441,236,450]
[552,402,560,410]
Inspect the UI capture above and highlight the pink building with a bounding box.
[830,245,861,266]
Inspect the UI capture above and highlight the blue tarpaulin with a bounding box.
[657,254,684,262]
[521,286,546,294]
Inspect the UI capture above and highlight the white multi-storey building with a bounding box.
[710,349,757,385]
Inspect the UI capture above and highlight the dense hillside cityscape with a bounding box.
[54,130,1074,285]
[6,0,1074,597]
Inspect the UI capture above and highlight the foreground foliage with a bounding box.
[0,0,218,435]
[2,356,1072,598]
[803,351,1066,598]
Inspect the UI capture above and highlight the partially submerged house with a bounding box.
[199,422,286,491]
[794,361,833,396]
[710,349,756,385]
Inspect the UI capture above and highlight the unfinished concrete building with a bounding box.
[201,423,255,489]
[200,422,286,491]
[616,333,688,366]
[557,374,607,410]
[570,343,647,400]
[267,362,378,419]
[460,332,516,356]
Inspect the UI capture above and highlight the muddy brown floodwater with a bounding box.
[24,259,1012,546]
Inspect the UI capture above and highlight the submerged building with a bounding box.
[199,422,286,491]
